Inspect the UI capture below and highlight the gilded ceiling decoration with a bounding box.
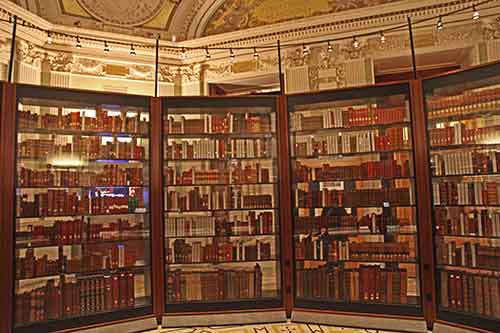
[76,0,166,26]
[203,0,404,36]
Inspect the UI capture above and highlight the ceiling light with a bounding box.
[229,48,235,62]
[47,32,53,45]
[180,47,186,59]
[352,37,360,49]
[76,36,82,48]
[327,41,333,53]
[302,44,309,57]
[472,5,480,20]
[253,47,259,60]
[205,47,211,60]
[437,16,443,30]
[171,35,177,43]
[380,31,386,44]
[104,41,110,53]
[130,43,136,56]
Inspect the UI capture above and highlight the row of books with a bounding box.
[64,245,140,273]
[294,211,412,234]
[165,114,272,134]
[168,238,272,264]
[18,137,147,160]
[431,150,500,176]
[436,241,500,269]
[295,187,412,208]
[17,189,145,217]
[15,272,138,326]
[296,264,409,304]
[293,159,411,182]
[290,105,408,131]
[295,237,411,262]
[432,181,500,206]
[429,123,500,147]
[166,212,274,237]
[166,264,263,302]
[435,208,500,237]
[18,108,149,134]
[18,166,144,187]
[165,138,273,160]
[426,86,500,114]
[293,127,411,157]
[16,250,60,279]
[17,218,146,247]
[165,164,272,185]
[165,187,273,211]
[440,269,500,318]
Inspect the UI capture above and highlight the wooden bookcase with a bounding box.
[423,62,500,333]
[8,84,157,333]
[161,96,286,326]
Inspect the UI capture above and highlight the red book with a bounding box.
[127,272,135,307]
[104,275,113,310]
[119,273,127,308]
[111,274,120,309]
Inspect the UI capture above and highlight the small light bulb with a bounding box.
[104,41,110,53]
[352,37,360,49]
[76,36,82,48]
[205,47,211,60]
[171,34,177,43]
[130,43,136,56]
[302,44,309,57]
[327,41,333,53]
[180,47,186,59]
[253,47,259,60]
[47,32,53,45]
[229,48,235,62]
[437,16,443,30]
[472,5,480,20]
[380,31,386,44]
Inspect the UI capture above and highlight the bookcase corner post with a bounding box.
[151,96,165,321]
[409,78,437,330]
[0,82,16,333]
[276,95,294,317]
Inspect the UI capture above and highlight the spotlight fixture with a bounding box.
[47,32,53,45]
[104,41,110,53]
[253,47,259,60]
[76,36,82,48]
[302,44,309,57]
[352,37,360,49]
[180,47,186,59]
[437,16,443,30]
[229,48,235,62]
[327,41,333,53]
[205,47,211,60]
[130,43,136,56]
[380,31,386,44]
[472,5,480,20]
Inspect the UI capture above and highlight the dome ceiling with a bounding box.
[7,0,405,40]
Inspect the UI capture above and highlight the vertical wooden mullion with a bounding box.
[276,95,294,316]
[0,82,17,333]
[409,79,436,329]
[150,97,165,323]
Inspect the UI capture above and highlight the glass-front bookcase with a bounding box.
[288,83,421,316]
[424,63,500,332]
[14,86,152,333]
[163,97,282,312]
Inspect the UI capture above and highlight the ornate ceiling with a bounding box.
[8,0,406,40]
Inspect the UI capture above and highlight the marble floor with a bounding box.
[155,323,415,333]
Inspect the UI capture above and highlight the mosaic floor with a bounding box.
[159,323,411,333]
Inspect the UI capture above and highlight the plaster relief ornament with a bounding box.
[76,0,165,26]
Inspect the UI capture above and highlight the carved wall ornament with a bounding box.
[76,0,166,26]
[128,65,155,80]
[180,65,201,83]
[16,41,44,66]
[159,65,179,83]
[73,58,105,76]
[46,53,74,72]
[483,16,500,40]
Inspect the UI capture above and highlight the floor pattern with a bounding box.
[159,322,410,333]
